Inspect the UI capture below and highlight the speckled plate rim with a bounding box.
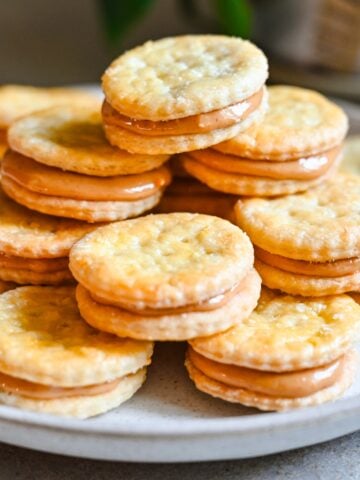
[0,394,359,437]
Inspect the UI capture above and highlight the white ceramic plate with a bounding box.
[0,342,360,462]
[0,87,359,462]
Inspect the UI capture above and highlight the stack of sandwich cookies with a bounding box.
[102,35,268,155]
[0,84,96,158]
[186,288,360,411]
[70,213,261,341]
[3,104,171,222]
[235,174,360,296]
[0,286,153,418]
[0,187,94,285]
[182,86,347,196]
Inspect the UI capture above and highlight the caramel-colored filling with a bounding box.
[102,89,264,137]
[255,247,360,278]
[189,146,340,180]
[0,369,121,400]
[0,129,7,158]
[91,274,250,316]
[0,129,7,144]
[2,150,172,202]
[0,253,68,273]
[189,347,344,398]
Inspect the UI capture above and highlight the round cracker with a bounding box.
[0,368,146,419]
[185,350,357,411]
[102,35,268,121]
[1,175,163,223]
[190,288,360,372]
[235,174,360,261]
[0,186,94,258]
[7,104,169,176]
[0,286,153,387]
[70,213,254,309]
[182,153,337,196]
[0,84,97,129]
[103,100,266,155]
[76,269,261,341]
[215,85,348,160]
[255,258,360,297]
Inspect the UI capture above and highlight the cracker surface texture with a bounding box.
[235,174,360,261]
[0,286,153,386]
[8,104,169,175]
[190,288,360,371]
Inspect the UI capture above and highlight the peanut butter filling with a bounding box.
[188,347,345,398]
[189,146,340,180]
[0,369,121,400]
[255,247,360,278]
[91,273,251,316]
[0,129,7,144]
[2,150,172,202]
[0,130,7,157]
[0,253,68,273]
[102,89,264,137]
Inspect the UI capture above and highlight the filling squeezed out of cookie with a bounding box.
[188,347,345,398]
[2,150,172,202]
[255,247,360,278]
[0,370,121,400]
[102,88,264,137]
[90,273,251,316]
[187,146,340,181]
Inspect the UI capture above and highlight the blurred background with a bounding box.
[0,0,359,99]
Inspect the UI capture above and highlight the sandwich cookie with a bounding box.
[0,84,96,159]
[0,286,153,418]
[0,187,94,285]
[102,35,268,155]
[187,288,360,411]
[70,213,261,340]
[235,174,360,296]
[181,86,347,196]
[4,104,171,222]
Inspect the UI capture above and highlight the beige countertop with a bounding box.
[1,431,359,479]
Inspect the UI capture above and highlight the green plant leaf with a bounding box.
[97,0,155,44]
[214,0,253,39]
